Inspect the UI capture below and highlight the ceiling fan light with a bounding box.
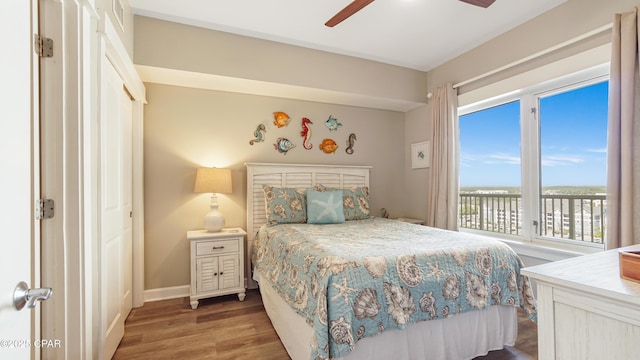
[459,0,496,8]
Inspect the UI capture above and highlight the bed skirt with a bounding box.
[255,271,518,360]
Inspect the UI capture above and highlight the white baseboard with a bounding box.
[144,285,190,302]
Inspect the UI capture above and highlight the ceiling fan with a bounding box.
[325,0,496,27]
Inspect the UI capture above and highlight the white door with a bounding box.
[0,0,39,358]
[101,58,134,359]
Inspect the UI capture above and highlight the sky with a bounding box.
[459,81,608,188]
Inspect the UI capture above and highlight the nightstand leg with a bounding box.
[238,291,246,301]
[190,299,199,310]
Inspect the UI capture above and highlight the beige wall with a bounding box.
[403,105,430,219]
[134,16,428,106]
[428,0,638,93]
[143,83,405,290]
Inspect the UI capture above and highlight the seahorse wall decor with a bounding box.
[345,133,357,154]
[249,111,360,156]
[301,117,313,150]
[249,123,266,145]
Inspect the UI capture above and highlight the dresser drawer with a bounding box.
[196,238,239,256]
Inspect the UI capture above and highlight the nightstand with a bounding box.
[394,217,425,225]
[188,227,247,309]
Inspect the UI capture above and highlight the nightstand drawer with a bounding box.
[196,238,239,256]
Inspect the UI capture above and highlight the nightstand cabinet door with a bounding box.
[196,254,240,293]
[188,228,247,310]
[219,254,240,289]
[196,256,219,293]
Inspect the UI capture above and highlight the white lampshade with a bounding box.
[194,168,232,232]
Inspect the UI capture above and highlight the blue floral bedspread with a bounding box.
[252,218,537,360]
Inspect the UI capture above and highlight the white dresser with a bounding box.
[522,245,640,359]
[188,228,246,309]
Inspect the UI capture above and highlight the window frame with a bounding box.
[457,64,609,251]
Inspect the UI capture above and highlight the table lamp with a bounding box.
[194,167,232,232]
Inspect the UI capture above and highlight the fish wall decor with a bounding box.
[274,137,295,155]
[273,111,291,128]
[325,115,342,131]
[249,123,266,145]
[319,138,338,154]
[345,133,357,154]
[301,117,313,150]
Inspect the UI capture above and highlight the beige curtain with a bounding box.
[606,7,640,249]
[426,83,459,230]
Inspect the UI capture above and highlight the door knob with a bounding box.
[13,281,52,311]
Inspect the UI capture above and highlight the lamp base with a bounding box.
[204,193,225,232]
[204,210,225,232]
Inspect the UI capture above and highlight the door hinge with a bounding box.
[36,199,55,220]
[34,34,53,58]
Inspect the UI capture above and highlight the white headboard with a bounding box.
[244,162,371,287]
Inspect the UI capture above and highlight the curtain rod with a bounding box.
[452,23,613,89]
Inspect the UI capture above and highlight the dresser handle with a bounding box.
[212,246,225,250]
[219,272,224,276]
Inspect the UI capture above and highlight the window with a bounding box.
[459,101,522,235]
[458,67,608,248]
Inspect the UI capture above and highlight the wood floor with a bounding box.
[113,289,537,360]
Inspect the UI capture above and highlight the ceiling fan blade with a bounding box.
[325,0,375,27]
[459,0,496,8]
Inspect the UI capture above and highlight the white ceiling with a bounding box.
[129,0,566,72]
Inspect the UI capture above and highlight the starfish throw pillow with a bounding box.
[307,189,345,224]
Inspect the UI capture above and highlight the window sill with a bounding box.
[460,228,603,262]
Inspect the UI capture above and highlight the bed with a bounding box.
[245,163,536,360]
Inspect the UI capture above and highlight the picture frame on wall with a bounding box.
[411,141,430,169]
